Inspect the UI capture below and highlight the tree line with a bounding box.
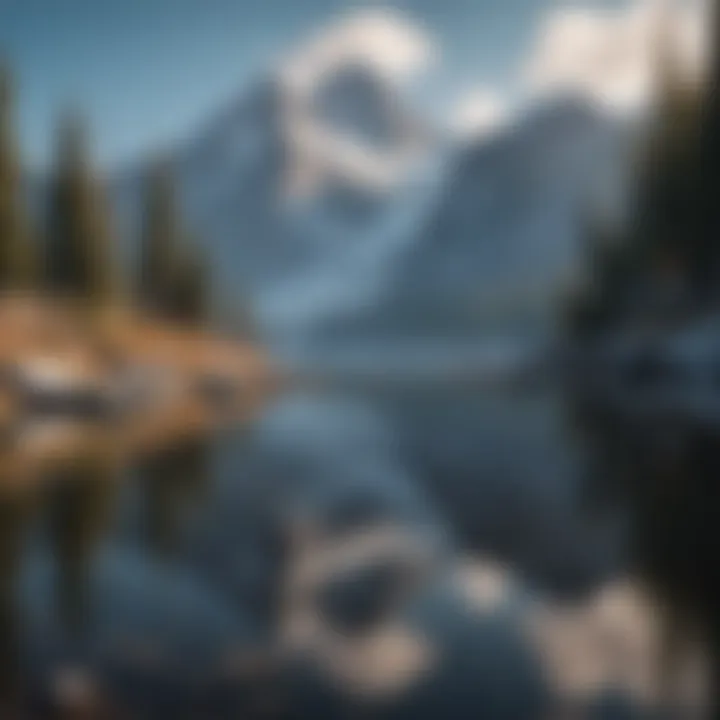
[0,63,208,326]
[565,4,720,339]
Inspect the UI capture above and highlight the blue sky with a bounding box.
[0,0,602,169]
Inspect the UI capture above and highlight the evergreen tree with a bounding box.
[692,0,720,299]
[0,63,36,291]
[137,158,212,325]
[564,214,629,337]
[137,158,182,317]
[45,114,119,306]
[565,5,705,336]
[168,241,209,325]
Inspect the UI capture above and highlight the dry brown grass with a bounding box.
[0,293,269,379]
[0,293,274,491]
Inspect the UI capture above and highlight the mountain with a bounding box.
[112,12,434,335]
[313,98,631,343]
[109,12,633,347]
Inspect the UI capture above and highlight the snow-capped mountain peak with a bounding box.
[276,9,434,198]
[111,10,630,345]
[278,9,434,95]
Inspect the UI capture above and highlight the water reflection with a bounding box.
[45,457,121,641]
[138,438,211,558]
[0,491,38,713]
[571,392,719,716]
[2,381,719,717]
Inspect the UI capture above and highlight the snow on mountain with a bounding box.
[275,8,434,198]
[279,8,433,92]
[314,97,631,343]
[449,89,510,141]
[111,9,635,347]
[522,0,707,114]
[112,10,436,330]
[255,152,446,334]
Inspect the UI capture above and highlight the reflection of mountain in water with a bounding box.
[2,382,638,718]
[570,392,720,714]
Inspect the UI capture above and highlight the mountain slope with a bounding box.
[314,98,630,343]
[109,12,631,345]
[112,17,433,334]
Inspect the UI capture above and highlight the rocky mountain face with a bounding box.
[112,35,433,335]
[313,99,630,343]
[110,16,631,345]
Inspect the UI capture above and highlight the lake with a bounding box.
[1,375,715,718]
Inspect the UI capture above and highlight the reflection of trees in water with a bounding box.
[137,438,212,558]
[45,456,120,640]
[0,492,40,710]
[571,397,720,713]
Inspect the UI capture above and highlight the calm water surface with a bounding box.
[1,379,711,718]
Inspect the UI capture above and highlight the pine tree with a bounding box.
[565,3,705,336]
[692,0,720,299]
[45,114,119,306]
[0,63,36,291]
[564,214,629,337]
[136,158,212,325]
[168,242,209,325]
[137,158,182,317]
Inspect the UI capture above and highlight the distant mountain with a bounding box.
[312,98,632,343]
[112,15,434,334]
[109,13,632,345]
